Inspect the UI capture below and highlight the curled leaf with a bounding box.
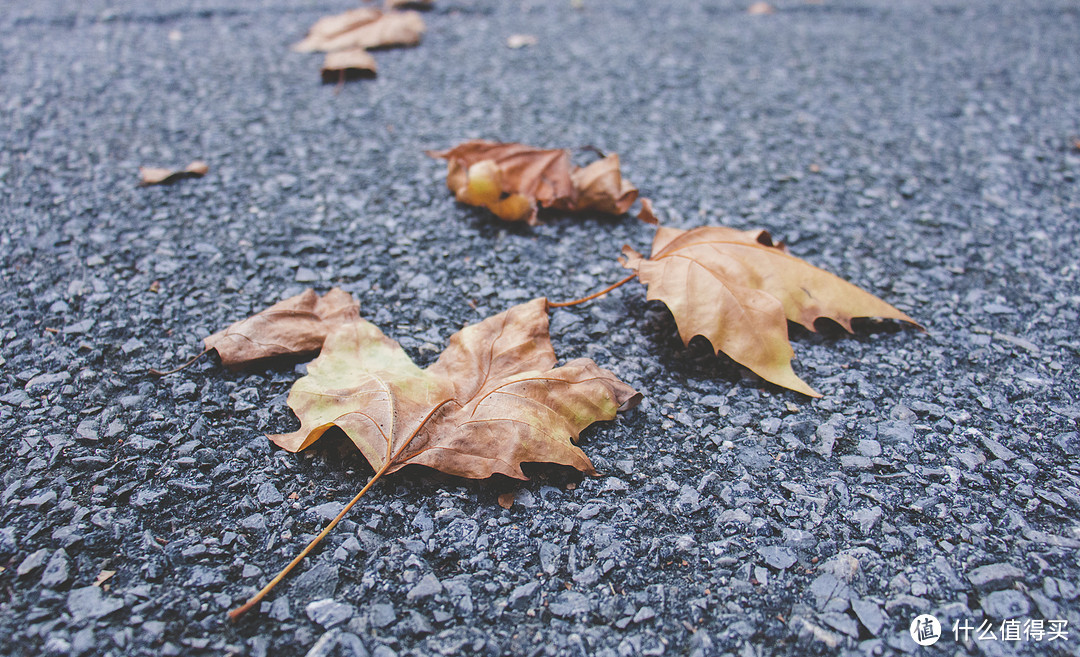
[205,288,360,369]
[270,298,641,480]
[294,10,425,53]
[561,153,639,215]
[622,226,917,396]
[428,140,651,225]
[291,7,382,53]
[139,161,208,186]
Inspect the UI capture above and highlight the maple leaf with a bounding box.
[427,140,650,225]
[621,226,917,396]
[229,298,638,620]
[271,297,640,479]
[139,161,208,186]
[203,288,359,369]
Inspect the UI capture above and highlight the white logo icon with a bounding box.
[910,614,942,646]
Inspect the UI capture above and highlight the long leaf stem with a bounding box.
[226,464,388,621]
[227,398,458,621]
[547,274,637,308]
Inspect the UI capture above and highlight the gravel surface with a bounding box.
[2,0,1079,655]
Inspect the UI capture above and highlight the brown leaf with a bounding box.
[622,226,917,396]
[747,2,776,14]
[637,197,659,225]
[291,7,382,53]
[321,49,378,82]
[294,10,425,54]
[428,141,648,225]
[204,288,360,369]
[93,570,116,587]
[561,153,639,215]
[139,161,208,186]
[384,0,433,9]
[497,492,516,509]
[270,298,640,480]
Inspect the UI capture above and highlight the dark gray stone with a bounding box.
[968,563,1024,591]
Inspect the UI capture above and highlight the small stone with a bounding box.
[508,581,539,610]
[851,598,885,635]
[407,574,442,601]
[980,434,1017,461]
[256,482,283,505]
[967,563,1024,591]
[853,507,882,533]
[876,421,914,444]
[184,566,226,589]
[982,590,1031,619]
[17,548,50,576]
[121,337,145,354]
[240,514,267,532]
[67,586,124,622]
[40,548,71,588]
[758,546,797,570]
[311,502,345,521]
[295,267,318,283]
[306,599,354,629]
[632,606,656,623]
[549,591,592,618]
[269,596,292,621]
[858,439,882,457]
[368,603,396,628]
[782,528,817,549]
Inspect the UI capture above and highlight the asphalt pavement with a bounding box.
[1,0,1078,655]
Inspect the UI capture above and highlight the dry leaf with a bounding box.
[205,288,360,369]
[637,197,659,225]
[93,570,116,587]
[747,2,776,14]
[292,8,383,53]
[270,297,640,480]
[294,10,425,53]
[497,492,516,509]
[322,48,377,82]
[560,153,639,215]
[507,34,538,49]
[385,0,433,9]
[621,226,917,396]
[428,140,650,225]
[139,161,208,186]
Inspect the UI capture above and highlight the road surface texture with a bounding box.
[1,0,1078,655]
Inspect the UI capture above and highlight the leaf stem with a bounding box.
[227,398,457,622]
[227,464,388,621]
[547,274,637,308]
[149,347,211,376]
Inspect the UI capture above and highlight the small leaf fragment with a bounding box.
[506,34,538,49]
[497,492,516,509]
[622,226,918,396]
[204,288,360,369]
[139,161,208,186]
[321,49,377,82]
[637,197,659,225]
[747,2,775,15]
[94,570,116,587]
[270,298,641,480]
